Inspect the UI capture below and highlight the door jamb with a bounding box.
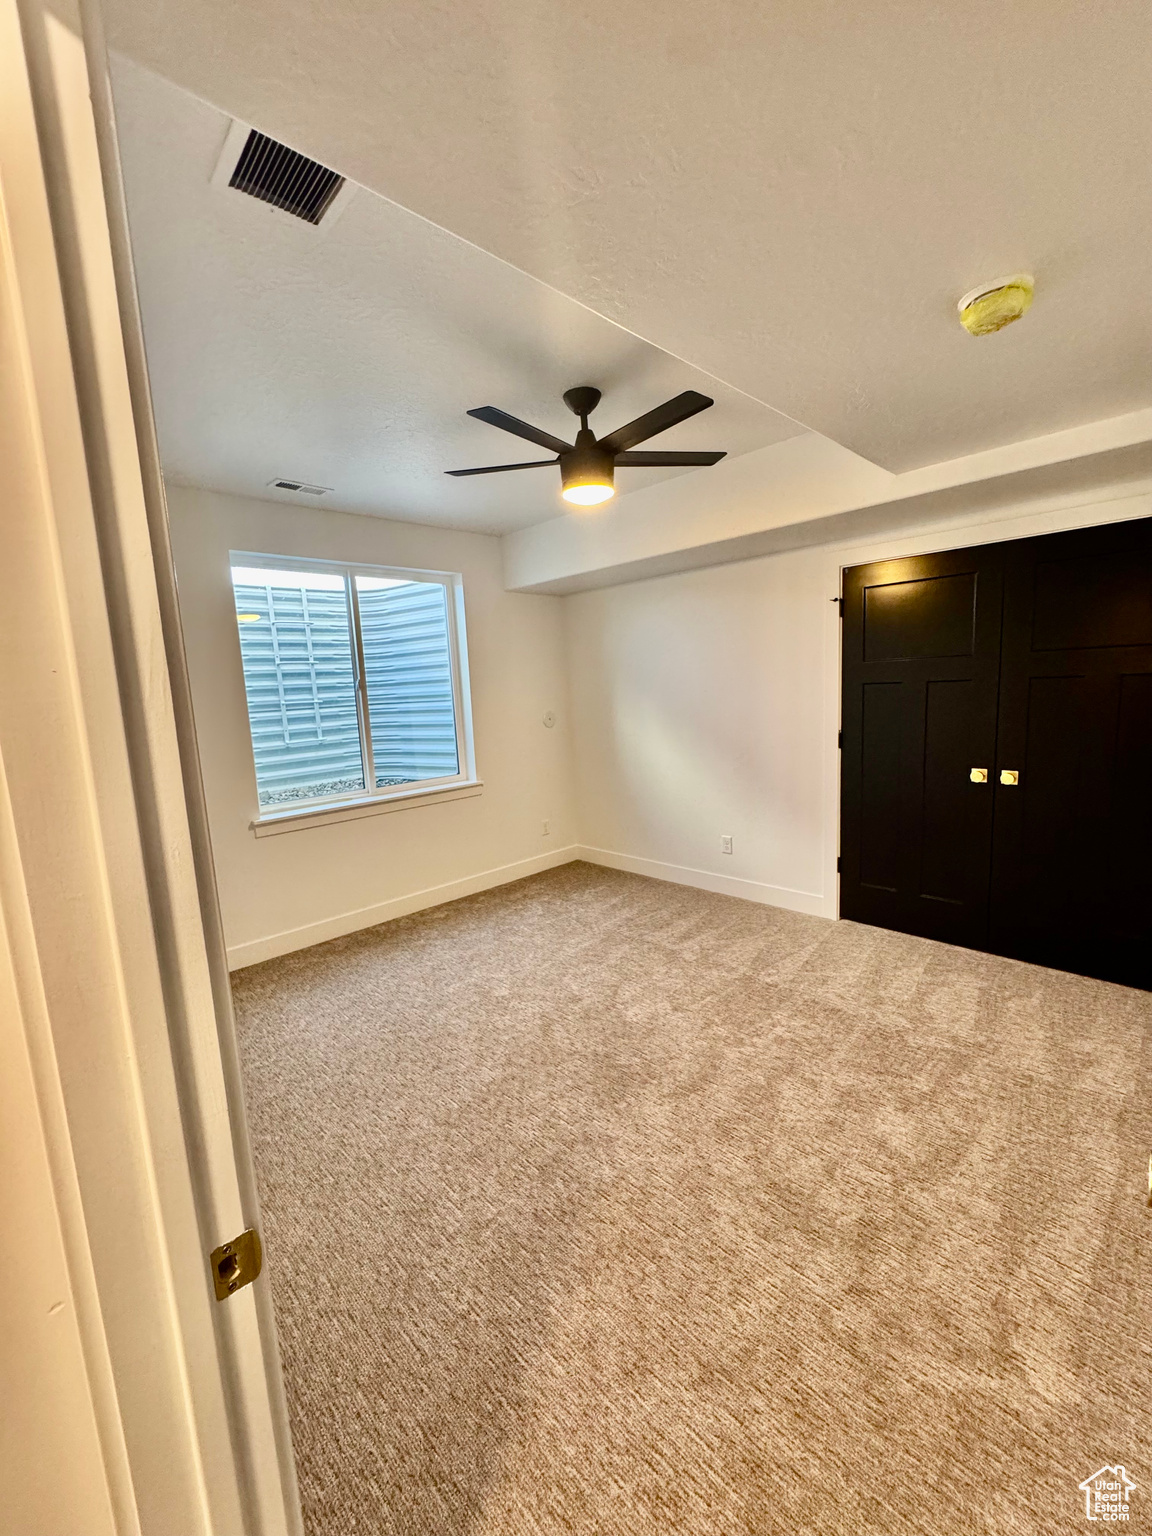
[8,1,304,1528]
[72,9,303,1527]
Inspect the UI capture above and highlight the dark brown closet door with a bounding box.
[988,518,1152,988]
[840,547,1005,947]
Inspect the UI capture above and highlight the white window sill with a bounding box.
[250,779,483,837]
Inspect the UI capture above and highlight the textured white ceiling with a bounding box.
[104,0,1152,474]
[110,58,803,534]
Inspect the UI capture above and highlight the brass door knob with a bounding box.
[1000,769,1020,785]
[970,768,988,783]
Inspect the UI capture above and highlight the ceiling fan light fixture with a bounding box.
[559,434,615,507]
[562,483,615,506]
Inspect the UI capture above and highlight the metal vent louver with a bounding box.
[268,478,331,496]
[229,130,344,225]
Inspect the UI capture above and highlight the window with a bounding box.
[230,554,472,815]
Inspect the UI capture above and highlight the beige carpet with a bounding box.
[231,862,1152,1536]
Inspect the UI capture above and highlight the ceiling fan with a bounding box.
[446,386,726,506]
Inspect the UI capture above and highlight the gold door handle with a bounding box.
[970,768,988,783]
[1000,769,1020,785]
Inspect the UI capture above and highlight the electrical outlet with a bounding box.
[542,819,551,837]
[721,834,733,855]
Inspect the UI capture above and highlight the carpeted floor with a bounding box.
[231,862,1152,1536]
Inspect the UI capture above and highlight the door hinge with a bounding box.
[837,729,842,748]
[836,855,842,874]
[210,1227,262,1300]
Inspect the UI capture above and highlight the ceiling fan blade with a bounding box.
[598,390,715,455]
[445,459,558,476]
[467,406,572,455]
[614,450,727,466]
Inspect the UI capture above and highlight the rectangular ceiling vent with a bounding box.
[227,129,345,225]
[268,478,332,496]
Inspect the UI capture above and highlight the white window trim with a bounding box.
[250,778,484,836]
[230,550,477,830]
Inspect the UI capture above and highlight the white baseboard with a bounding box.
[575,844,828,917]
[228,842,829,968]
[227,845,582,969]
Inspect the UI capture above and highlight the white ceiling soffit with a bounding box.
[103,0,1152,474]
[109,57,804,535]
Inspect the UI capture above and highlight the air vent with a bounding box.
[228,130,345,225]
[268,478,332,496]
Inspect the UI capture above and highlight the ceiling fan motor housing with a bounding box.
[560,428,615,498]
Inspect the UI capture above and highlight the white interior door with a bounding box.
[0,0,302,1529]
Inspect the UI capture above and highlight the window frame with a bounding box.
[229,550,477,827]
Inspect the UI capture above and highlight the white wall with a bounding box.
[168,486,576,966]
[564,488,1152,919]
[566,544,832,913]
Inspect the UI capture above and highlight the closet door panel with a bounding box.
[989,519,1152,988]
[920,677,984,904]
[840,549,1004,947]
[858,682,905,893]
